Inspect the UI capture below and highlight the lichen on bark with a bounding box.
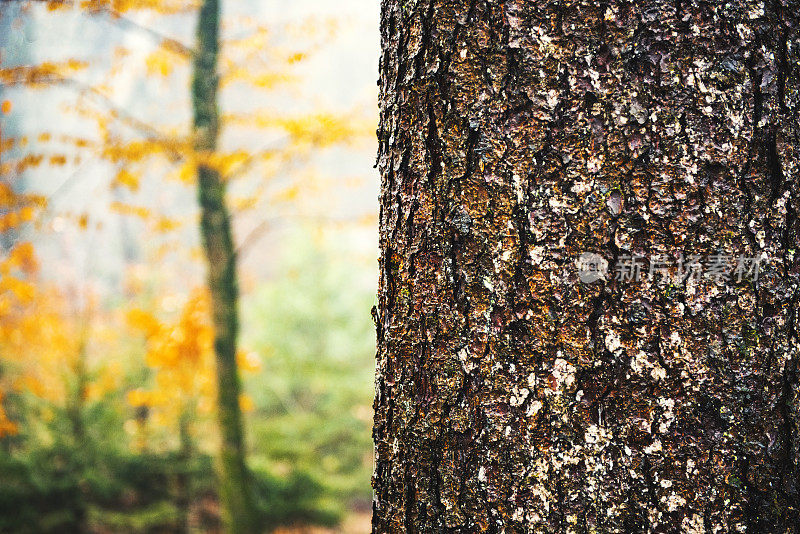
[373,0,800,532]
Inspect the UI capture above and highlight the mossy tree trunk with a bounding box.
[69,336,89,534]
[373,0,800,532]
[175,409,194,534]
[191,0,257,532]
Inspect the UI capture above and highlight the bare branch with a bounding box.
[102,9,195,58]
[1,67,187,165]
[4,0,195,57]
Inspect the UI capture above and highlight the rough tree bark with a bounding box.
[373,0,800,532]
[191,1,257,532]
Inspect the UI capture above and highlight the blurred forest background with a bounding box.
[0,0,378,532]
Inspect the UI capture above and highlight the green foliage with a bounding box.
[0,376,343,533]
[242,227,376,515]
[251,459,340,528]
[0,395,188,533]
[0,227,375,532]
[0,414,338,533]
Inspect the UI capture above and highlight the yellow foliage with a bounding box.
[0,0,371,456]
[127,308,161,337]
[85,362,122,401]
[145,48,180,77]
[74,0,198,14]
[11,154,44,173]
[0,286,86,407]
[0,60,88,87]
[0,183,15,207]
[273,184,300,203]
[205,150,249,177]
[152,216,182,232]
[126,290,215,423]
[113,168,140,191]
[110,200,151,219]
[236,350,261,373]
[0,206,35,231]
[0,242,38,276]
[0,389,18,437]
[102,138,188,165]
[239,394,254,413]
[177,161,196,183]
[125,289,259,436]
[0,276,35,304]
[127,388,155,408]
[232,195,257,212]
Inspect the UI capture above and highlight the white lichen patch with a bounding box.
[657,398,676,433]
[682,514,705,534]
[458,347,475,373]
[526,400,543,417]
[571,179,593,194]
[545,358,576,394]
[509,387,530,407]
[528,246,545,265]
[586,156,603,174]
[584,424,612,445]
[686,458,697,476]
[644,439,663,454]
[605,330,623,354]
[663,492,686,512]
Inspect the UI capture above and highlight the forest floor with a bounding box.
[274,512,371,534]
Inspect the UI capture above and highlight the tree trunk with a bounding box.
[191,1,257,532]
[175,409,194,534]
[373,1,799,532]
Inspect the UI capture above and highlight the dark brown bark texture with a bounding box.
[373,0,800,532]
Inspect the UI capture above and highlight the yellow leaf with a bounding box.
[4,242,38,274]
[145,49,174,77]
[0,276,35,303]
[127,308,161,337]
[110,201,151,219]
[127,389,151,407]
[236,350,261,373]
[178,161,196,183]
[153,216,181,232]
[239,394,255,413]
[18,206,34,223]
[0,211,18,232]
[113,168,140,191]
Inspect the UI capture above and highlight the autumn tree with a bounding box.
[188,0,260,530]
[2,0,367,531]
[373,0,799,532]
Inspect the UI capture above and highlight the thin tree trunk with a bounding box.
[373,0,799,532]
[175,409,193,534]
[70,336,89,534]
[191,1,257,531]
